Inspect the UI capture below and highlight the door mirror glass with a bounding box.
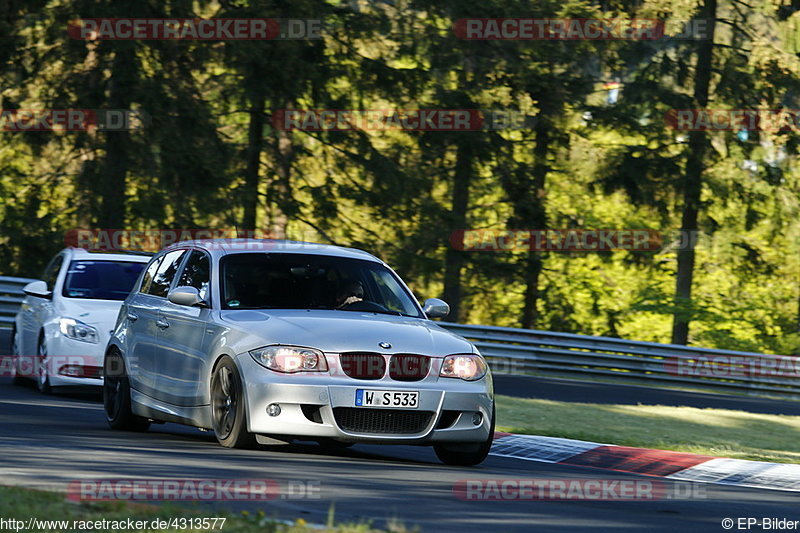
[23,280,52,299]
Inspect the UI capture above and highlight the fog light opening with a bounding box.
[471,412,482,426]
[267,403,282,417]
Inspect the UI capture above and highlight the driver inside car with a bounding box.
[336,279,364,308]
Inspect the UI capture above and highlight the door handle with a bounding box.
[127,312,138,322]
[156,317,170,329]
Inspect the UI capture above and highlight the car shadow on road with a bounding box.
[4,377,443,466]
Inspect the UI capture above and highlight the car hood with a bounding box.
[56,298,124,329]
[219,309,474,356]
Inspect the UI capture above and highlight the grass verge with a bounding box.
[0,485,403,533]
[495,394,800,464]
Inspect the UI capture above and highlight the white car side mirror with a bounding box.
[23,280,52,300]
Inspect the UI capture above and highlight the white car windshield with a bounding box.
[220,253,423,317]
[62,260,147,301]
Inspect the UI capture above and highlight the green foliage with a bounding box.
[0,0,799,353]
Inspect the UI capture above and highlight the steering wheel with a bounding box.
[338,300,393,313]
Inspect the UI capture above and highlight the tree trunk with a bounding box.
[520,119,550,329]
[671,0,717,345]
[99,42,135,228]
[443,139,473,322]
[268,126,294,239]
[241,83,266,233]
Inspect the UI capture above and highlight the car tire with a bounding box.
[36,336,52,395]
[433,404,495,467]
[103,349,151,432]
[10,328,24,386]
[210,356,257,449]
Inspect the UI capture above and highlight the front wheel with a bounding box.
[433,405,495,466]
[211,357,257,449]
[103,350,150,431]
[36,337,52,395]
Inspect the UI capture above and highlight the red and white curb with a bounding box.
[490,432,800,492]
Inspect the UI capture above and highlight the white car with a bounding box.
[12,248,151,393]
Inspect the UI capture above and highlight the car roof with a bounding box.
[162,239,383,263]
[65,247,153,262]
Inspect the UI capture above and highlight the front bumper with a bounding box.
[39,332,105,387]
[235,352,493,444]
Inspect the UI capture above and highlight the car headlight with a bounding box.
[58,318,98,344]
[440,353,487,381]
[249,345,329,373]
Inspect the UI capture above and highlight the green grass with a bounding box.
[495,394,800,464]
[0,485,406,533]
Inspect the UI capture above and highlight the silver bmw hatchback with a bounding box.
[104,239,494,465]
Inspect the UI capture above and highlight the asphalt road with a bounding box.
[1,379,799,532]
[2,328,800,531]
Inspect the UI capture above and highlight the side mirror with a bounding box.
[23,280,52,299]
[422,298,450,319]
[168,286,206,307]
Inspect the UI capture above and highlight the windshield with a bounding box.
[220,253,423,317]
[62,260,147,301]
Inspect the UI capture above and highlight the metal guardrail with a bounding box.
[0,276,36,328]
[1,276,796,398]
[439,322,800,399]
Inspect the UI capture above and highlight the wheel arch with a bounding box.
[209,352,252,432]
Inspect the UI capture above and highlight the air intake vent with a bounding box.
[333,408,434,434]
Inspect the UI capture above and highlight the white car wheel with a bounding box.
[36,337,52,395]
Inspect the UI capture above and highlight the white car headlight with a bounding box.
[249,345,329,373]
[58,317,99,344]
[440,354,487,381]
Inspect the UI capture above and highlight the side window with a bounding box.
[139,257,163,294]
[177,250,211,301]
[42,254,64,291]
[147,250,186,298]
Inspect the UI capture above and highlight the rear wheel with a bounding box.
[103,350,150,431]
[10,328,24,386]
[434,405,495,466]
[36,336,52,395]
[211,357,257,449]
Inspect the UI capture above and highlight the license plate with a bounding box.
[355,389,419,409]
